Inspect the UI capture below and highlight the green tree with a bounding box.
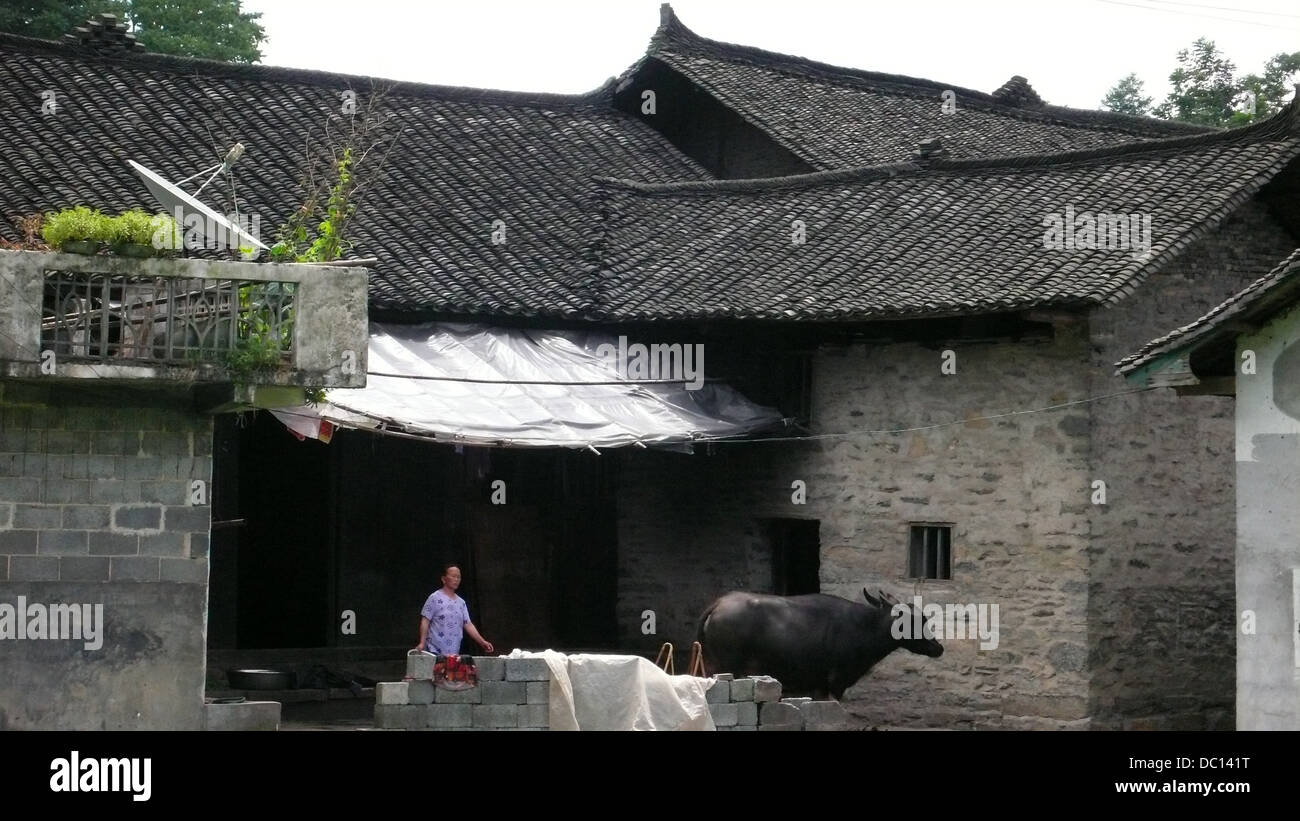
[0,0,265,63]
[1101,73,1153,116]
[0,2,130,39]
[1236,51,1300,124]
[1151,38,1240,126]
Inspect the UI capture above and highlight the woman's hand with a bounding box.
[480,640,494,653]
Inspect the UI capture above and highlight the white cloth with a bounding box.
[505,649,716,731]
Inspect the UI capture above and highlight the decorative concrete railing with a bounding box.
[0,250,368,390]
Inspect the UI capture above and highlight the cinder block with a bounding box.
[406,652,435,680]
[729,678,754,702]
[709,702,739,727]
[520,703,548,728]
[59,556,108,581]
[375,704,424,730]
[736,701,758,726]
[714,673,735,681]
[9,555,58,581]
[706,679,730,703]
[426,704,472,728]
[505,657,550,681]
[376,682,409,705]
[407,680,435,705]
[781,697,812,706]
[801,700,849,731]
[205,701,279,731]
[475,656,506,680]
[481,680,526,704]
[472,704,520,728]
[750,676,782,702]
[110,556,159,581]
[759,701,803,731]
[732,725,758,731]
[434,686,482,704]
[526,681,549,705]
[158,558,206,584]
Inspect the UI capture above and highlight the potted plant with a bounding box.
[41,206,109,254]
[108,209,162,258]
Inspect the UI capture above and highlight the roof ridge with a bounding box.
[0,30,620,110]
[595,95,1300,196]
[650,3,1213,139]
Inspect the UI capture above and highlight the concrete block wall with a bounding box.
[0,382,212,729]
[709,672,850,731]
[374,655,551,730]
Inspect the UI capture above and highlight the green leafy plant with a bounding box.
[41,206,110,247]
[224,283,294,378]
[108,209,158,246]
[272,87,402,262]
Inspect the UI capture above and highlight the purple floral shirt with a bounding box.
[420,590,471,655]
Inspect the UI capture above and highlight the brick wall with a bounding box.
[0,381,212,729]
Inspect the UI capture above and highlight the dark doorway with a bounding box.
[769,518,821,595]
[208,412,618,651]
[213,411,332,648]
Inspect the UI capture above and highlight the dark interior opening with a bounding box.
[208,411,619,652]
[768,518,821,595]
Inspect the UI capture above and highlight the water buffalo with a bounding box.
[696,588,943,700]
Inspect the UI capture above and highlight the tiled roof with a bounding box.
[1116,246,1300,374]
[582,102,1300,322]
[0,32,709,317]
[634,5,1213,170]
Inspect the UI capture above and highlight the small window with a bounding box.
[907,524,952,580]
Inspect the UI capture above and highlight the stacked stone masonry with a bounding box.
[374,655,551,730]
[709,673,851,731]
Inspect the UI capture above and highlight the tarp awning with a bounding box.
[270,322,784,449]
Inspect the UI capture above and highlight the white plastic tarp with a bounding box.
[505,649,716,731]
[271,321,783,449]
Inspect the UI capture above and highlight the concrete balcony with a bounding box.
[0,250,368,406]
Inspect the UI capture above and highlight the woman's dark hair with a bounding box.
[440,563,462,576]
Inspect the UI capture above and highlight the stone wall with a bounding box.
[617,322,1096,728]
[1084,201,1298,730]
[0,380,212,729]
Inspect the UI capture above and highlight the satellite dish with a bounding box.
[128,147,269,256]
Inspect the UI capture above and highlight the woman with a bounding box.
[414,564,494,656]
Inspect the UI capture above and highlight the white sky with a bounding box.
[242,0,1299,110]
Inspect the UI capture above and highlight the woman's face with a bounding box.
[442,567,462,591]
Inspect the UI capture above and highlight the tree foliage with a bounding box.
[1104,37,1300,128]
[1101,73,1152,117]
[0,0,266,63]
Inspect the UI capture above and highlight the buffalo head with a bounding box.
[863,587,944,658]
